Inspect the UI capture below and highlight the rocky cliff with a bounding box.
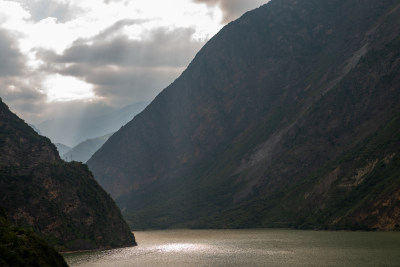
[88,0,400,230]
[0,98,136,251]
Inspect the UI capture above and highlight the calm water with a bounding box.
[64,229,400,267]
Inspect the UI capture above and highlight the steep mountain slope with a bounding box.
[62,133,112,163]
[0,98,136,251]
[88,0,400,230]
[37,102,148,146]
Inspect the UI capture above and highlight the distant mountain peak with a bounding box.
[36,101,148,147]
[62,133,113,163]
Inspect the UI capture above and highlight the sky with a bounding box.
[0,0,268,124]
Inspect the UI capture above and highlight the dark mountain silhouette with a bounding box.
[88,0,400,230]
[0,98,136,251]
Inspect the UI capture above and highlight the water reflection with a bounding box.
[64,229,400,267]
[156,243,213,252]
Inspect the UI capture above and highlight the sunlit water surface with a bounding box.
[64,229,400,266]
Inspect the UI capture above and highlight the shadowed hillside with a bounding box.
[88,0,400,230]
[0,98,136,251]
[0,208,68,266]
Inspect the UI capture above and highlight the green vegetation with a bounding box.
[0,208,68,267]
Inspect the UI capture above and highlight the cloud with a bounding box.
[43,26,202,67]
[0,28,43,118]
[0,77,46,114]
[193,0,267,23]
[12,0,82,23]
[0,29,26,77]
[90,19,148,42]
[38,26,205,105]
[0,28,49,122]
[0,0,222,125]
[0,72,49,123]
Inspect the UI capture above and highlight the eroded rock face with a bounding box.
[0,98,136,251]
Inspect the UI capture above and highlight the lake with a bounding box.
[64,229,400,266]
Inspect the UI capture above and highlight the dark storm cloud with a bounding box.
[0,77,46,112]
[0,28,47,121]
[0,29,25,77]
[193,0,268,23]
[39,26,205,104]
[0,73,47,123]
[75,65,183,105]
[12,0,81,22]
[43,27,202,68]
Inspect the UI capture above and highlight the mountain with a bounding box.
[88,0,400,230]
[0,208,68,267]
[0,98,136,251]
[36,102,148,147]
[62,133,112,163]
[28,124,42,135]
[55,143,71,156]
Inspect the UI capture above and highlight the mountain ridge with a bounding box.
[0,97,136,251]
[62,133,112,163]
[88,0,400,230]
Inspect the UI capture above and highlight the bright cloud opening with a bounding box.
[0,0,264,123]
[43,74,95,102]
